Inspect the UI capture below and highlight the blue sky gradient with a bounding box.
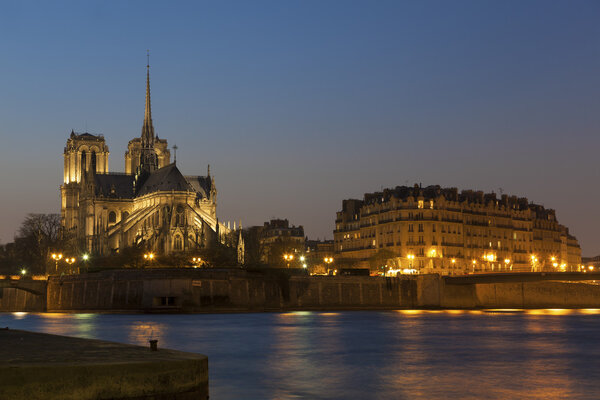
[0,1,599,254]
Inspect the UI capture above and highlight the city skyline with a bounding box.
[1,1,599,255]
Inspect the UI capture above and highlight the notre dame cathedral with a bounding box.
[60,62,243,260]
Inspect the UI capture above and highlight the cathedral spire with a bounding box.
[139,50,158,173]
[141,50,155,148]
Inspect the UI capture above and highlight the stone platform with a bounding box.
[0,329,208,399]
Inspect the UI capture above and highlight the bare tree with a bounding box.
[14,213,62,273]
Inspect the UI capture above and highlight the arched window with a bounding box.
[108,211,117,224]
[81,150,87,171]
[91,151,97,172]
[122,211,129,221]
[174,235,183,251]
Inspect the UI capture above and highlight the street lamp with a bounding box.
[51,253,63,273]
[283,254,294,268]
[144,253,155,267]
[20,268,27,277]
[65,257,76,274]
[192,257,202,268]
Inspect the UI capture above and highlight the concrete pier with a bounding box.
[0,329,208,400]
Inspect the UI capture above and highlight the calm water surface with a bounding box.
[2,310,600,399]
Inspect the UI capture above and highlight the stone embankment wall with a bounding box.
[4,270,600,313]
[46,269,419,312]
[0,280,47,312]
[438,280,600,309]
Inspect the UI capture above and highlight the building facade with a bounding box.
[334,185,581,275]
[61,63,235,255]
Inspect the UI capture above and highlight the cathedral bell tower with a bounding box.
[61,131,109,232]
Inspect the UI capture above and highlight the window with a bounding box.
[432,224,436,232]
[418,224,424,232]
[408,224,414,232]
[108,211,116,224]
[430,200,434,209]
[174,235,183,250]
[418,200,424,209]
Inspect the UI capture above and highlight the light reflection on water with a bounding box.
[2,310,600,400]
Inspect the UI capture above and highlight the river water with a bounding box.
[2,310,600,399]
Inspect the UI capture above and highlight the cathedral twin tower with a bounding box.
[60,62,227,255]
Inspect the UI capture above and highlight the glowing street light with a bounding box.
[283,254,294,268]
[20,268,27,276]
[51,253,63,273]
[144,253,155,261]
[82,254,90,261]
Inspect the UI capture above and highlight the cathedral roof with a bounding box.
[136,163,194,196]
[184,175,212,199]
[94,173,135,198]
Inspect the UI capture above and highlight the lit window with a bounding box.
[418,200,424,209]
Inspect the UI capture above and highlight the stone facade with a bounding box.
[60,64,236,255]
[334,185,581,275]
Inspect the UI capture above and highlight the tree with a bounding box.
[368,249,397,272]
[12,213,63,274]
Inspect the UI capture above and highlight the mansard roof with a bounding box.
[94,173,135,198]
[136,163,194,196]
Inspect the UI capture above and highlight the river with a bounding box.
[2,310,600,399]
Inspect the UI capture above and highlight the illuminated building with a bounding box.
[60,61,238,255]
[334,184,581,275]
[247,219,305,264]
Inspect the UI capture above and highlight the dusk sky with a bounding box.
[0,1,599,254]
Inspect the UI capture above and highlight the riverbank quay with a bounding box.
[4,268,600,313]
[0,329,208,400]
